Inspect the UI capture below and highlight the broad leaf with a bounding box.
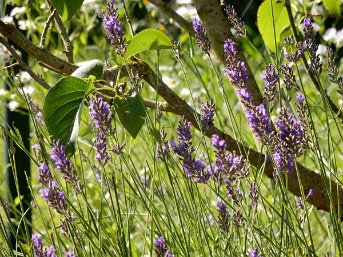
[50,0,84,20]
[72,59,104,80]
[124,29,173,60]
[113,93,146,138]
[257,1,290,52]
[323,0,341,16]
[43,77,88,147]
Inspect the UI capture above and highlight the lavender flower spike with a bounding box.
[200,100,215,131]
[65,251,77,257]
[39,180,67,214]
[154,236,174,257]
[171,116,211,183]
[50,140,82,193]
[103,0,127,56]
[262,63,279,102]
[216,198,230,233]
[89,96,112,133]
[224,4,246,37]
[31,233,57,257]
[192,18,211,55]
[89,96,112,166]
[224,39,248,85]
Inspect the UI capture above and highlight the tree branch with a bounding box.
[0,20,77,75]
[0,36,51,90]
[49,4,74,63]
[148,0,195,36]
[193,0,264,105]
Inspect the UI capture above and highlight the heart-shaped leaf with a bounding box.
[257,1,290,52]
[125,29,173,60]
[50,0,84,20]
[43,77,88,146]
[323,0,341,16]
[113,93,146,138]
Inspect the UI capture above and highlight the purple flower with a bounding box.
[211,134,247,184]
[50,141,82,193]
[224,4,246,37]
[32,144,41,151]
[295,92,305,104]
[275,108,306,156]
[45,246,57,257]
[154,236,174,257]
[200,100,215,131]
[31,102,45,126]
[89,97,112,133]
[157,128,170,160]
[89,96,113,166]
[31,233,43,257]
[31,233,57,257]
[171,117,210,183]
[249,248,262,257]
[262,63,279,102]
[224,39,248,85]
[302,16,322,74]
[272,145,294,173]
[192,18,211,55]
[38,162,51,187]
[39,180,67,214]
[304,17,312,30]
[65,251,76,257]
[238,89,273,144]
[103,0,127,56]
[217,198,230,233]
[94,131,110,166]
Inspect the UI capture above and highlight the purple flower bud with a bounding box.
[200,100,215,131]
[304,17,312,30]
[103,0,127,56]
[224,39,248,85]
[65,251,77,257]
[216,198,230,233]
[295,92,305,104]
[50,140,82,193]
[262,63,279,102]
[155,236,168,257]
[192,18,211,55]
[89,96,112,133]
[171,117,210,183]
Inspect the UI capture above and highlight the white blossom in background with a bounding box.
[18,71,31,83]
[8,101,20,111]
[0,44,11,64]
[323,28,337,42]
[18,20,36,30]
[81,0,100,12]
[0,89,9,97]
[333,29,343,47]
[19,86,35,96]
[10,6,26,18]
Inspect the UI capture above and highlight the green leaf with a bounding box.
[113,93,146,138]
[43,77,88,148]
[50,0,84,20]
[72,59,104,80]
[257,1,290,52]
[323,0,341,15]
[124,29,173,60]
